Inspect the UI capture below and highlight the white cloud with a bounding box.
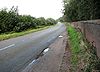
[0,0,63,19]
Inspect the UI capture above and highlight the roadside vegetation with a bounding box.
[62,0,100,71]
[63,0,100,22]
[0,26,52,41]
[67,23,100,72]
[0,6,57,40]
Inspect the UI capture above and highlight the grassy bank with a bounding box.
[67,23,100,72]
[0,25,52,41]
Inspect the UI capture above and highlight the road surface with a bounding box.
[0,23,66,72]
[22,32,67,72]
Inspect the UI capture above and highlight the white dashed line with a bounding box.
[43,48,49,54]
[59,35,63,38]
[28,60,36,66]
[0,44,15,51]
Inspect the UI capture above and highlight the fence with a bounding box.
[72,20,100,57]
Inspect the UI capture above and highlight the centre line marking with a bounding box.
[0,44,15,51]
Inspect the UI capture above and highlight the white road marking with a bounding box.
[28,60,36,66]
[43,48,49,54]
[24,48,50,69]
[0,44,15,51]
[22,59,38,72]
[59,35,63,38]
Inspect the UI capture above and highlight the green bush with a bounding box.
[0,7,56,34]
[0,8,19,33]
[46,18,57,25]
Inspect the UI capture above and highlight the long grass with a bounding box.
[67,23,100,72]
[67,24,81,65]
[0,26,52,41]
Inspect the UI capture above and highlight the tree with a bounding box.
[0,6,56,33]
[63,0,100,22]
[46,18,57,25]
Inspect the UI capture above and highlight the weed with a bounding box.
[66,23,100,72]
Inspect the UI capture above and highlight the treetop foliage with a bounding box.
[63,0,100,22]
[0,7,57,34]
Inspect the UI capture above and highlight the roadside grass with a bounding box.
[67,23,81,70]
[67,23,100,72]
[0,25,53,41]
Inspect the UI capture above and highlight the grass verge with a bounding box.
[0,25,53,41]
[67,23,100,72]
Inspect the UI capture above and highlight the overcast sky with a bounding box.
[0,0,63,19]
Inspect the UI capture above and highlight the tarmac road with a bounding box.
[0,23,66,72]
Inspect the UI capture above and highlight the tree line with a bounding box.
[0,7,57,34]
[63,0,100,22]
